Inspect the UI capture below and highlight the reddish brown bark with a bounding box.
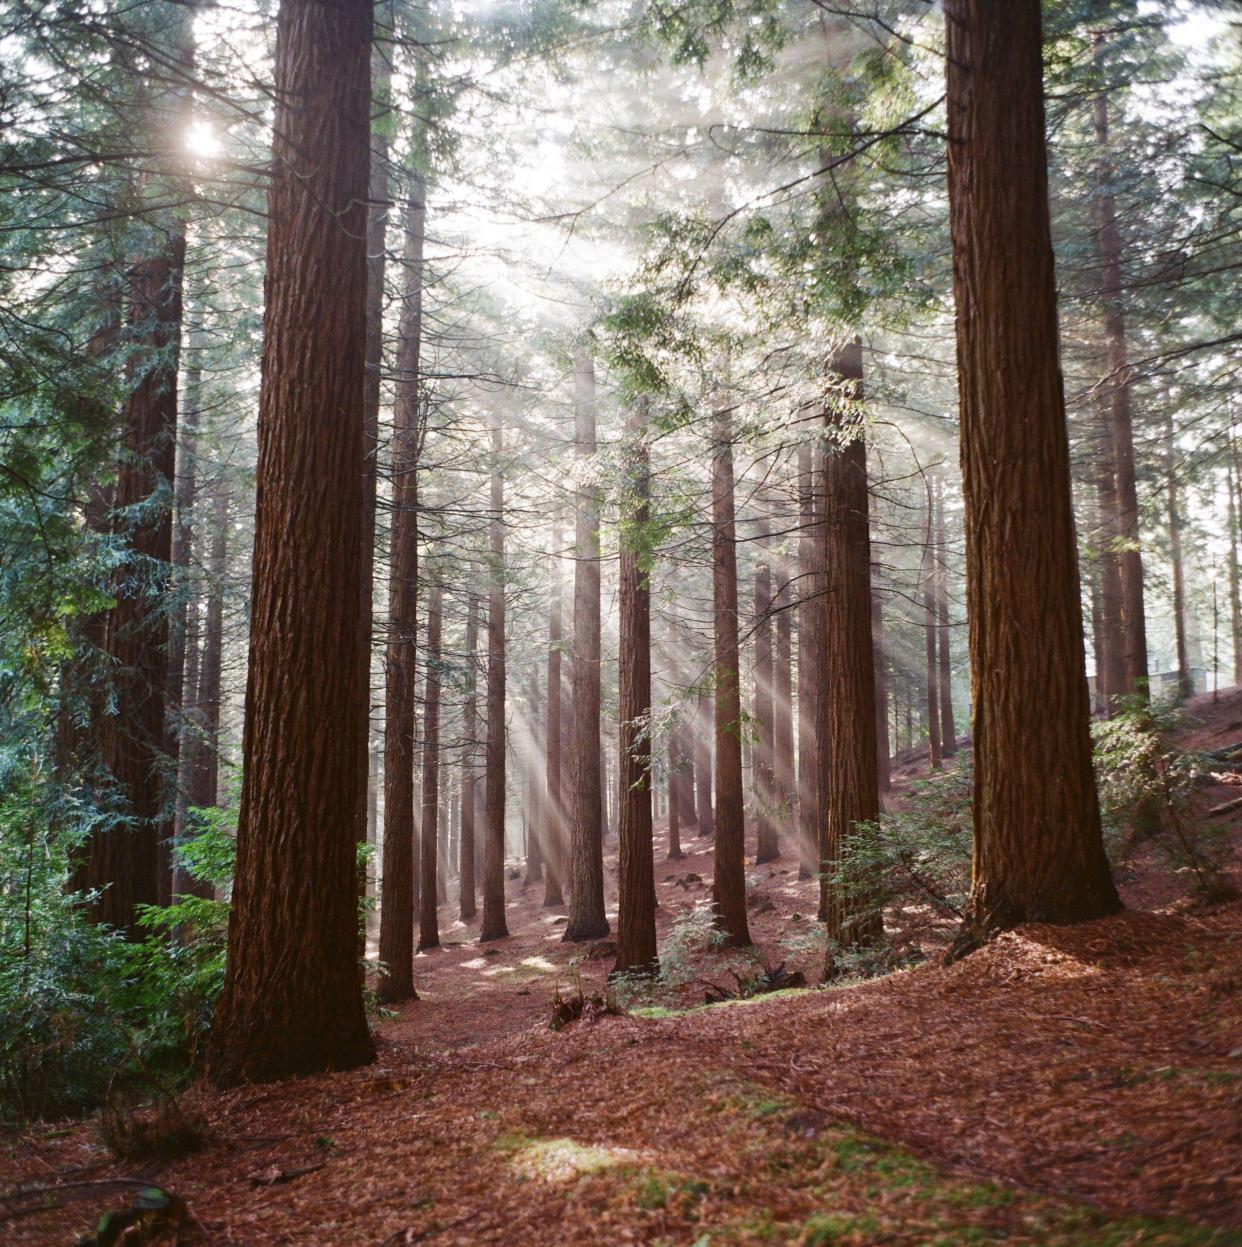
[796,438,824,882]
[872,578,891,792]
[563,354,609,941]
[695,686,714,838]
[525,666,544,885]
[922,487,943,771]
[944,0,1121,941]
[459,593,479,921]
[752,522,778,864]
[208,0,375,1085]
[377,170,427,1003]
[615,407,657,974]
[773,553,795,837]
[543,534,566,907]
[935,476,957,755]
[711,404,752,949]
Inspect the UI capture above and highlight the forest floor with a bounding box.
[4,691,1242,1245]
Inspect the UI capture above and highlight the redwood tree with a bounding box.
[543,532,566,906]
[563,353,609,941]
[944,0,1121,943]
[418,584,443,950]
[615,406,657,974]
[459,592,479,921]
[209,0,375,1084]
[710,404,751,948]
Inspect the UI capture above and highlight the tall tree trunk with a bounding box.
[1228,432,1242,686]
[752,522,779,863]
[872,579,891,791]
[377,169,426,1003]
[89,229,187,935]
[418,584,443,949]
[480,414,509,942]
[459,593,479,921]
[525,666,544,884]
[796,438,823,880]
[1162,410,1193,700]
[358,10,392,902]
[711,404,752,948]
[563,354,609,940]
[1094,43,1148,699]
[615,405,657,973]
[922,485,943,770]
[209,0,375,1085]
[1094,389,1126,713]
[944,0,1120,946]
[820,344,882,950]
[773,553,795,837]
[935,476,957,755]
[543,531,566,906]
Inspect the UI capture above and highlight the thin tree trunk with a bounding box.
[615,404,657,973]
[695,686,714,838]
[1094,41,1148,699]
[209,0,375,1085]
[944,0,1121,946]
[872,579,891,791]
[773,553,795,837]
[563,354,609,941]
[935,475,957,755]
[820,343,882,950]
[711,403,752,948]
[753,521,779,863]
[418,584,443,949]
[525,666,544,884]
[1162,410,1193,700]
[459,594,479,921]
[480,413,509,942]
[922,484,943,770]
[1228,430,1242,685]
[543,531,566,906]
[1094,389,1126,713]
[377,169,426,1003]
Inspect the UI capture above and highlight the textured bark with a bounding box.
[543,535,566,906]
[459,594,479,921]
[796,438,824,881]
[1094,391,1126,713]
[480,415,509,942]
[944,0,1121,942]
[935,476,957,755]
[1093,51,1148,699]
[752,523,778,863]
[418,585,443,949]
[1162,410,1193,701]
[208,0,375,1085]
[88,232,186,935]
[922,489,943,770]
[615,408,657,974]
[188,481,227,813]
[711,405,751,948]
[563,354,609,941]
[820,344,882,948]
[377,170,427,1003]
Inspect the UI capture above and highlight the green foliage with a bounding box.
[1093,701,1236,902]
[655,901,729,988]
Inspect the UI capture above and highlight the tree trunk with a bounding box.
[525,666,544,884]
[711,404,752,948]
[418,584,443,949]
[480,413,509,942]
[1228,431,1242,685]
[209,0,375,1085]
[1093,43,1148,699]
[944,0,1121,945]
[753,521,779,863]
[773,553,795,838]
[820,344,882,950]
[459,594,479,921]
[935,475,957,755]
[922,485,943,770]
[1162,410,1193,700]
[796,437,823,880]
[872,579,891,791]
[563,354,609,940]
[377,169,426,1003]
[543,531,566,906]
[89,231,186,935]
[1094,389,1126,714]
[615,404,657,973]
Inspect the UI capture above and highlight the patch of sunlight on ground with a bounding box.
[519,956,558,972]
[499,1134,645,1183]
[460,957,489,969]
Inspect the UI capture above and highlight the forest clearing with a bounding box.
[2,0,1241,1243]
